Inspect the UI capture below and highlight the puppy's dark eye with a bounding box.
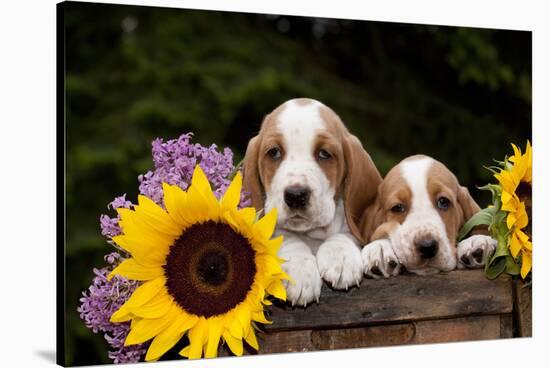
[391,204,406,213]
[267,147,281,160]
[318,149,332,160]
[437,197,450,210]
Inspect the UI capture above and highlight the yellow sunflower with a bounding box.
[494,141,532,278]
[107,165,288,361]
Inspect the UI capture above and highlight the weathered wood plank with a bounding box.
[513,281,532,337]
[266,270,513,331]
[500,314,514,338]
[258,315,505,353]
[412,315,503,344]
[258,330,315,354]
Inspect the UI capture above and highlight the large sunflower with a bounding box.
[494,141,532,278]
[107,165,288,361]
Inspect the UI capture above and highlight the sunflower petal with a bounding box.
[222,330,244,356]
[239,207,256,225]
[179,345,191,358]
[191,166,220,215]
[129,293,173,319]
[113,234,170,267]
[109,258,164,281]
[222,211,239,230]
[234,304,252,337]
[244,328,259,351]
[254,208,278,239]
[266,280,287,301]
[145,313,198,361]
[221,172,242,211]
[252,310,272,324]
[123,277,165,309]
[506,212,517,230]
[226,312,244,339]
[264,235,284,255]
[185,187,207,221]
[186,317,208,359]
[110,304,132,323]
[134,195,182,236]
[258,254,285,277]
[509,233,522,258]
[125,304,178,345]
[205,317,223,358]
[162,182,190,227]
[521,251,532,279]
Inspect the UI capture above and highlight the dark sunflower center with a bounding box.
[516,182,532,203]
[163,221,257,318]
[197,250,229,286]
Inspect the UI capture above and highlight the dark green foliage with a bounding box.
[63,2,531,365]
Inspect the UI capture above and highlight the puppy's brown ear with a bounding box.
[242,136,264,211]
[342,134,382,244]
[457,186,487,235]
[359,192,385,243]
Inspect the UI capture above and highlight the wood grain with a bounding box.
[266,270,513,331]
[258,315,505,353]
[513,281,532,337]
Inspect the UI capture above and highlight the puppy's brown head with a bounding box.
[362,155,481,273]
[242,98,381,243]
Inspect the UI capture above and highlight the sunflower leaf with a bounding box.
[485,256,506,279]
[504,254,520,275]
[457,207,494,241]
[478,183,502,202]
[484,227,511,279]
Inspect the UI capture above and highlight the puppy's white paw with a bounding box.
[281,255,322,307]
[361,239,402,278]
[317,238,363,290]
[457,234,496,269]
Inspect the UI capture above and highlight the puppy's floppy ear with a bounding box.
[359,189,385,243]
[457,186,487,235]
[242,136,264,211]
[342,134,382,244]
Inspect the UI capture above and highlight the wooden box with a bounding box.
[252,270,531,354]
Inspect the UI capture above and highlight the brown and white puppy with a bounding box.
[360,155,496,277]
[243,98,382,306]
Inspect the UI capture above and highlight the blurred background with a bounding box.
[63,1,531,365]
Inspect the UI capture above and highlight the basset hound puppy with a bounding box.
[360,154,496,277]
[243,98,382,306]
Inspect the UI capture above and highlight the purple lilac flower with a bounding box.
[138,133,248,205]
[100,133,249,240]
[99,195,134,239]
[77,253,147,363]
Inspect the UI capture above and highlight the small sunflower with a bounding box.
[494,141,532,278]
[107,165,288,361]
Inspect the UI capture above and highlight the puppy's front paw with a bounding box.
[361,239,402,278]
[457,234,496,269]
[281,255,322,307]
[317,238,363,290]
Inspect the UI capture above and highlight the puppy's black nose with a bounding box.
[284,185,311,209]
[415,238,439,259]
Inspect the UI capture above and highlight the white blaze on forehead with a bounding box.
[277,99,325,155]
[400,157,434,211]
[265,99,336,232]
[394,156,456,273]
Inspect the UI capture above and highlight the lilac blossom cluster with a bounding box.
[99,133,249,240]
[99,194,133,239]
[139,133,244,204]
[81,133,248,363]
[77,253,147,363]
